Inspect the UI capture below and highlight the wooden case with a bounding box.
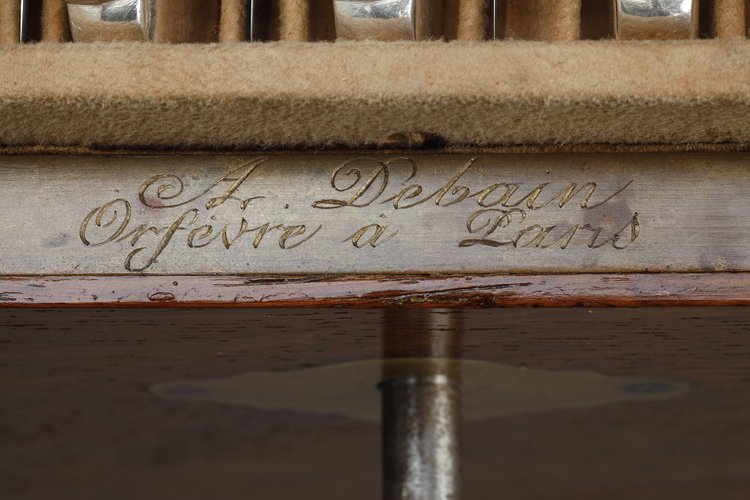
[0,1,749,307]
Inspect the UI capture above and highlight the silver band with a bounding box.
[488,0,507,40]
[615,0,699,40]
[247,0,269,41]
[67,0,219,43]
[333,0,416,40]
[67,0,155,42]
[19,0,28,43]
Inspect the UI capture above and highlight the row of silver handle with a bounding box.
[10,0,720,43]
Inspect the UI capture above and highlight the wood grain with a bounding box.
[2,273,750,307]
[0,0,21,43]
[1,307,750,499]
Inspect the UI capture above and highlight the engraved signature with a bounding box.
[80,159,322,272]
[312,157,633,211]
[459,208,640,250]
[79,156,640,272]
[311,156,640,251]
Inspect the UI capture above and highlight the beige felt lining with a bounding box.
[41,0,67,42]
[457,0,485,40]
[506,0,581,41]
[220,0,247,42]
[0,2,20,43]
[712,0,747,37]
[279,0,309,40]
[1,41,749,149]
[2,3,749,151]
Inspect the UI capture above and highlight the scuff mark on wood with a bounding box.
[2,273,750,308]
[147,292,176,302]
[0,292,21,302]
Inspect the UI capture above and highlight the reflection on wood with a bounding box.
[2,307,749,499]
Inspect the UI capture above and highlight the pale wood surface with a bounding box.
[2,153,750,275]
[3,273,750,307]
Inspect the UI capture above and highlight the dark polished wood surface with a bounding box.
[1,307,750,499]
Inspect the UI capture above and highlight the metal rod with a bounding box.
[490,0,507,40]
[381,310,463,500]
[19,0,28,43]
[247,0,270,41]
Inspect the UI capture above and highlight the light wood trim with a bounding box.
[2,273,750,307]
